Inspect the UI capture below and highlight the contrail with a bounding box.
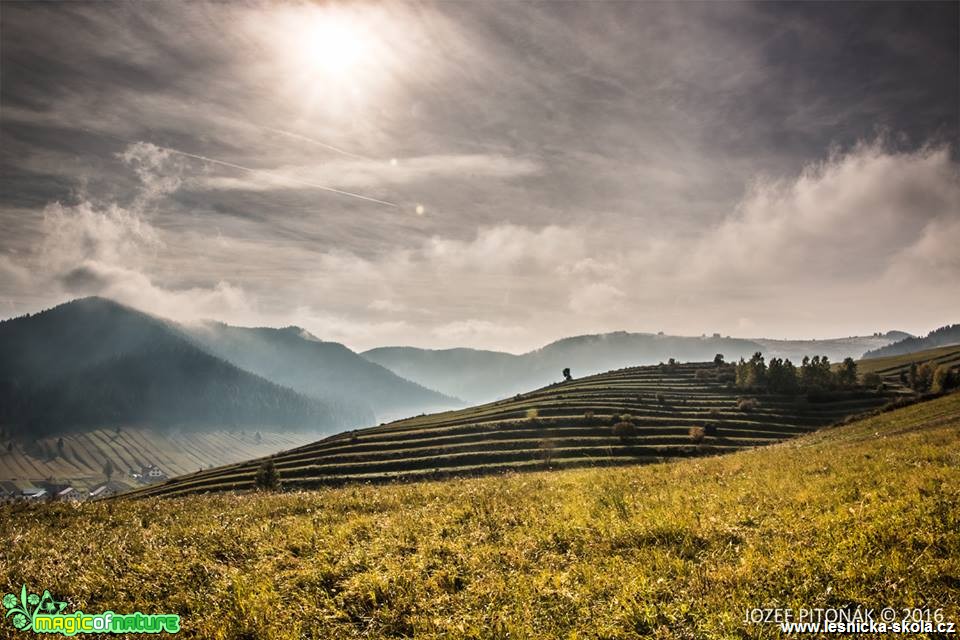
[261,126,373,161]
[87,128,398,208]
[158,146,398,207]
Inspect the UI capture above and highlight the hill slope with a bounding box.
[125,361,896,498]
[863,324,960,359]
[364,330,905,403]
[5,392,957,639]
[857,344,960,380]
[0,297,363,437]
[0,428,320,495]
[184,322,459,423]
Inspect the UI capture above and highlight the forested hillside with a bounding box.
[0,298,365,437]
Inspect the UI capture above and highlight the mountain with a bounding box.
[183,322,460,423]
[753,331,911,363]
[358,347,521,404]
[862,324,960,359]
[0,297,364,437]
[364,331,904,404]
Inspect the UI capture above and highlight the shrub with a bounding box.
[915,362,935,392]
[688,426,706,444]
[539,438,556,466]
[656,392,665,404]
[254,459,281,491]
[862,372,882,388]
[695,369,712,381]
[584,410,595,420]
[526,408,539,419]
[932,365,955,394]
[737,398,759,412]
[612,422,636,441]
[705,423,718,436]
[708,409,721,420]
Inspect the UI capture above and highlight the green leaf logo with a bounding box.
[3,584,65,632]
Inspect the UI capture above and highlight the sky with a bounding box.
[1,1,958,353]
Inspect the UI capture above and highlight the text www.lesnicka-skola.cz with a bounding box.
[745,607,956,635]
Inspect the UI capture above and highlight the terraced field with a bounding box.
[126,362,897,498]
[858,344,960,381]
[0,429,322,494]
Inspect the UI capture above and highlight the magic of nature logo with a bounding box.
[3,584,180,635]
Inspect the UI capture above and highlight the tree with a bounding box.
[932,365,955,394]
[800,355,834,390]
[837,357,858,388]
[56,437,65,457]
[767,357,798,394]
[254,459,281,491]
[539,438,556,466]
[254,431,262,444]
[915,362,935,393]
[908,362,918,390]
[103,459,114,481]
[736,352,767,390]
[612,421,636,442]
[714,354,725,366]
[562,367,572,382]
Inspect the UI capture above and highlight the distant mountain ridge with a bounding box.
[0,298,350,437]
[183,322,460,423]
[363,330,908,404]
[862,324,960,359]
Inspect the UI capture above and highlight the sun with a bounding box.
[300,10,374,80]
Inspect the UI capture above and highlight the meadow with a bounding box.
[125,362,897,498]
[1,392,957,639]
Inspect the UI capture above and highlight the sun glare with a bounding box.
[302,14,372,78]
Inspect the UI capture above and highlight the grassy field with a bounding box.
[124,362,897,498]
[856,344,960,380]
[0,429,322,494]
[1,392,957,639]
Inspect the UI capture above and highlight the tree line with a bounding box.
[733,352,860,394]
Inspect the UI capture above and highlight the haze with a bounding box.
[1,1,958,353]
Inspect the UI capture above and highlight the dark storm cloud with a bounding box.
[0,1,957,349]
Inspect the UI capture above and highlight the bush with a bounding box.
[932,365,955,394]
[612,422,636,441]
[695,369,712,381]
[584,410,595,420]
[688,426,706,444]
[656,392,666,404]
[254,459,281,491]
[539,438,556,465]
[737,398,759,412]
[526,408,539,419]
[862,372,882,388]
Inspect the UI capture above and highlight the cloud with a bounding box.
[12,197,255,324]
[193,154,541,192]
[117,142,188,204]
[568,282,625,315]
[685,141,960,287]
[295,141,960,347]
[2,2,958,350]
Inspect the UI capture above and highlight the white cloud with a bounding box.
[568,282,626,315]
[117,142,188,204]
[194,154,541,192]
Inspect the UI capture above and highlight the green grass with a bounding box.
[125,362,896,498]
[1,392,957,639]
[857,344,960,379]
